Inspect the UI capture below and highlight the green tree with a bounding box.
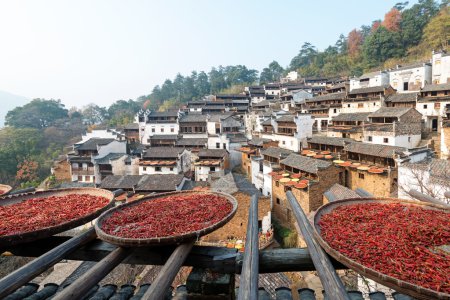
[259,61,284,84]
[422,6,450,51]
[289,42,318,70]
[363,27,405,67]
[82,104,108,125]
[5,99,68,129]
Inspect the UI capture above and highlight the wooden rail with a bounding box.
[52,247,132,300]
[0,228,97,299]
[408,189,450,208]
[237,194,259,300]
[142,242,194,300]
[286,191,350,300]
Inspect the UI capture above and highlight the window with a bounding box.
[151,128,155,132]
[384,138,389,143]
[171,128,174,133]
[368,136,372,142]
[161,128,164,132]
[216,143,220,149]
[435,102,441,109]
[358,103,364,108]
[282,141,286,145]
[143,167,147,171]
[223,143,226,149]
[424,104,428,109]
[408,137,411,142]
[155,167,161,171]
[78,175,83,181]
[403,82,409,91]
[216,128,220,134]
[333,109,337,113]
[276,181,279,187]
[276,198,280,205]
[210,167,216,172]
[359,173,365,179]
[431,91,437,96]
[347,104,350,108]
[170,167,174,171]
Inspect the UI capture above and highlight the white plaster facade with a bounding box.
[80,130,123,143]
[195,165,223,182]
[432,51,450,84]
[341,100,383,113]
[363,132,421,148]
[389,63,432,93]
[251,157,264,193]
[350,71,389,91]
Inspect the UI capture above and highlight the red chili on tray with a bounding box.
[0,194,110,236]
[101,194,233,239]
[318,203,450,293]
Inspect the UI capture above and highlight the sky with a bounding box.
[0,0,417,110]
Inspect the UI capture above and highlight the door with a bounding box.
[432,118,438,131]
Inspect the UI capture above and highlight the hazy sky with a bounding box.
[0,0,415,110]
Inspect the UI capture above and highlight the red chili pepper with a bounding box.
[319,203,450,293]
[0,194,110,236]
[101,194,233,239]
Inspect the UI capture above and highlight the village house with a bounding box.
[363,107,423,148]
[147,134,178,147]
[194,149,229,181]
[246,86,266,104]
[123,123,140,143]
[136,110,180,145]
[416,83,450,132]
[307,136,355,154]
[264,83,282,96]
[388,62,432,93]
[260,147,293,197]
[68,138,127,183]
[260,114,314,152]
[343,85,396,113]
[338,142,411,197]
[302,92,345,131]
[206,113,243,150]
[349,71,389,90]
[271,153,341,230]
[138,147,191,176]
[398,158,450,202]
[178,113,208,139]
[303,77,328,87]
[79,129,125,142]
[93,153,139,184]
[280,70,299,83]
[327,112,370,141]
[384,93,418,108]
[325,82,348,94]
[431,50,450,84]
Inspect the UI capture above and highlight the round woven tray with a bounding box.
[95,190,238,247]
[0,184,13,196]
[0,187,115,248]
[312,197,450,300]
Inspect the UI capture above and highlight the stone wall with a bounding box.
[53,160,72,182]
[346,168,398,197]
[202,192,271,242]
[241,152,252,177]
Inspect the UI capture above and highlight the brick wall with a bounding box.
[202,192,271,242]
[346,168,397,197]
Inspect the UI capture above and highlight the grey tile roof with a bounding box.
[403,158,450,186]
[94,153,127,164]
[76,138,116,151]
[176,138,208,147]
[248,138,272,147]
[148,110,179,117]
[280,153,332,174]
[149,134,179,140]
[276,115,295,123]
[253,100,272,107]
[345,142,406,158]
[100,174,184,191]
[421,82,450,92]
[123,123,139,130]
[262,119,273,126]
[324,183,361,202]
[261,147,293,158]
[198,149,228,158]
[179,114,208,123]
[208,112,236,122]
[358,71,385,79]
[306,92,346,102]
[364,124,394,132]
[143,147,185,158]
[385,93,418,103]
[391,62,430,71]
[349,85,389,95]
[368,107,412,118]
[332,113,370,122]
[307,136,355,147]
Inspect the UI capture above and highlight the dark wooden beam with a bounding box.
[237,194,259,300]
[0,228,97,299]
[286,191,350,300]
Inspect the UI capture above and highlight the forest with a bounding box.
[0,0,448,188]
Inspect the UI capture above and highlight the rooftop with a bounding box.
[345,142,406,158]
[198,149,228,158]
[421,82,450,92]
[385,93,418,103]
[348,85,389,95]
[323,183,361,202]
[368,107,413,118]
[280,153,332,174]
[143,147,186,159]
[307,136,355,147]
[332,112,370,122]
[100,174,185,191]
[261,147,293,159]
[76,138,116,151]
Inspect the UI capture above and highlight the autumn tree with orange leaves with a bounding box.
[348,29,364,57]
[382,8,402,31]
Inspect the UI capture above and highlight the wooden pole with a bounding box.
[237,194,259,300]
[0,228,97,299]
[52,247,131,300]
[408,189,450,208]
[286,191,350,300]
[141,242,194,300]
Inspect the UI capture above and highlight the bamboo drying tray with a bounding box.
[312,197,450,300]
[0,184,13,196]
[95,190,238,247]
[0,187,115,248]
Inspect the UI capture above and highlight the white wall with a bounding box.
[251,158,264,193]
[195,165,223,181]
[341,100,382,113]
[261,133,300,152]
[350,72,389,90]
[432,52,450,84]
[364,133,421,148]
[295,115,314,146]
[389,65,431,92]
[262,163,273,197]
[96,141,127,159]
[80,130,122,142]
[141,123,179,145]
[139,165,179,175]
[208,135,229,150]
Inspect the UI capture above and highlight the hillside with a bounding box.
[0,90,29,127]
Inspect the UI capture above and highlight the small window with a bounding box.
[359,173,365,179]
[347,104,350,108]
[431,91,437,96]
[161,128,164,132]
[276,181,279,187]
[143,167,147,171]
[152,128,155,132]
[77,175,82,181]
[276,198,280,205]
[210,167,216,172]
[435,102,441,109]
[408,137,411,142]
[368,136,372,142]
[424,104,428,109]
[223,143,226,149]
[384,138,389,143]
[282,141,286,145]
[171,128,174,132]
[155,167,161,171]
[333,109,337,113]
[403,82,409,91]
[216,143,220,149]
[170,167,174,171]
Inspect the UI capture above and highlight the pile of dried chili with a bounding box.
[101,193,233,239]
[0,194,110,236]
[319,203,450,293]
